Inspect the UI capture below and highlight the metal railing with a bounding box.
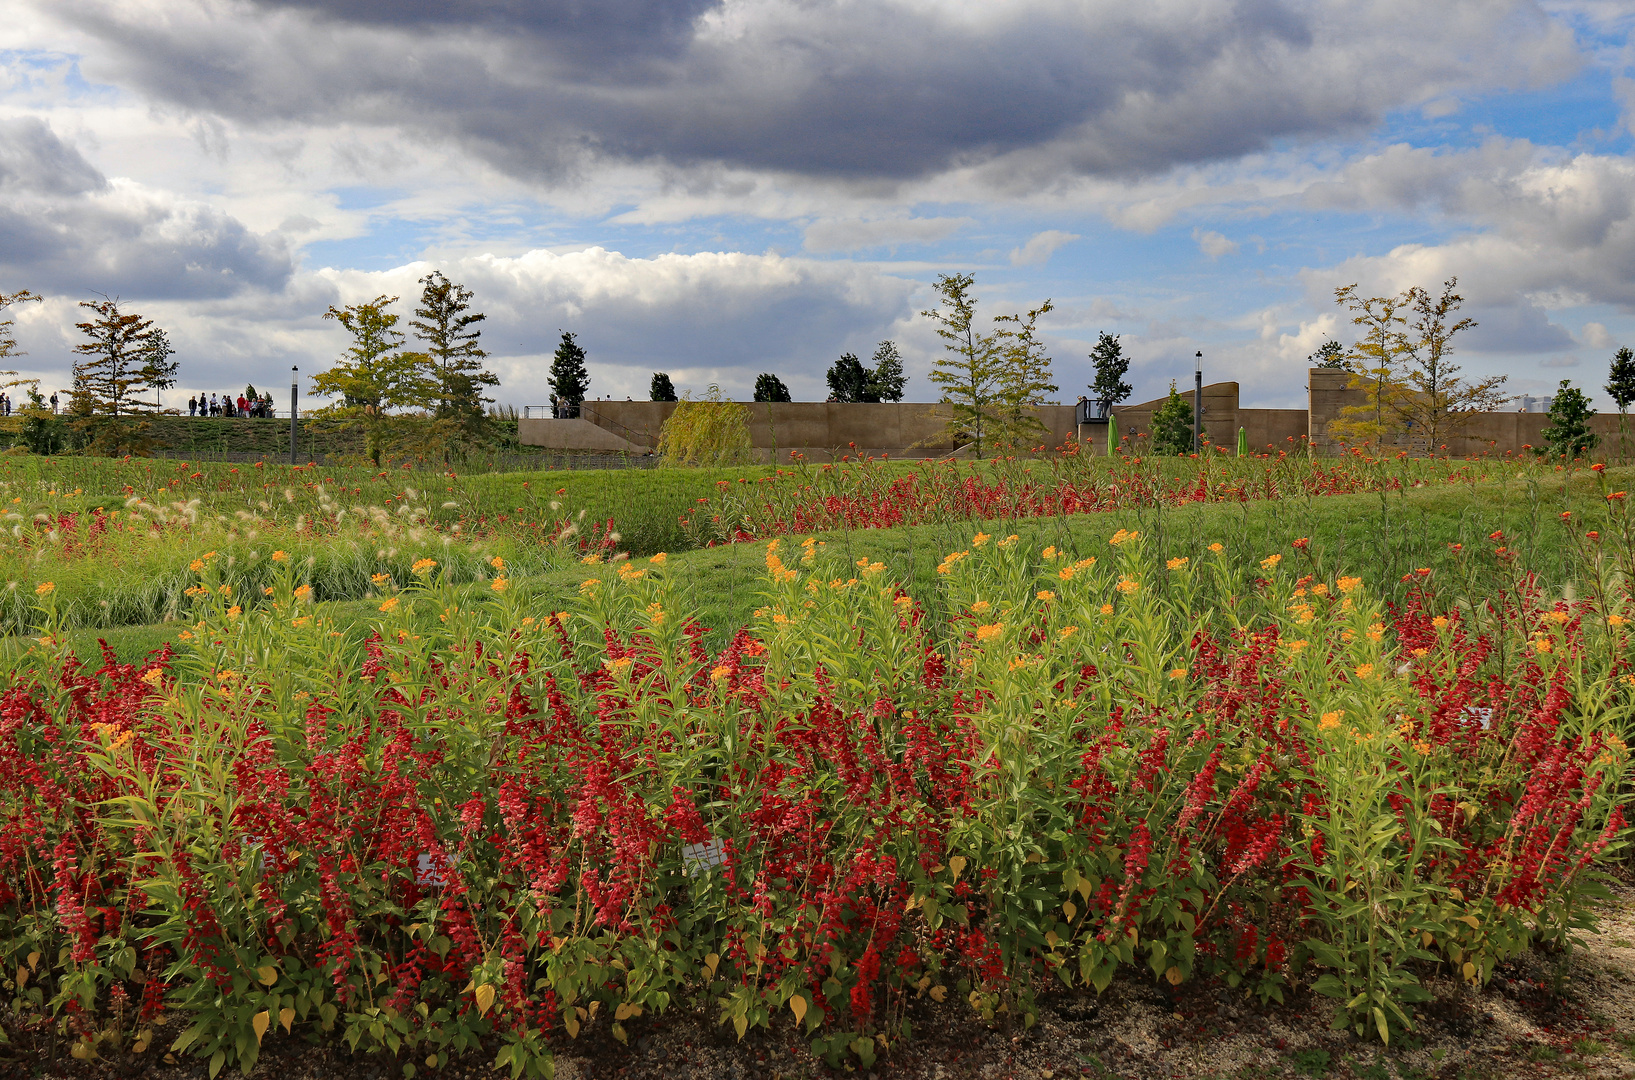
[522,404,582,419]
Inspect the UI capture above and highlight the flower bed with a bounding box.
[682,452,1494,544]
[2,529,1629,1076]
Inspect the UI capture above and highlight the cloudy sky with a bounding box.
[2,0,1633,412]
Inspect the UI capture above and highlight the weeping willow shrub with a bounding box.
[656,385,756,467]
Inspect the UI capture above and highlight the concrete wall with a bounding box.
[517,379,1633,460]
[1307,369,1628,456]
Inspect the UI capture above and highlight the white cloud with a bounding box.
[14,246,923,407]
[1192,228,1239,259]
[1581,321,1615,348]
[1009,229,1079,266]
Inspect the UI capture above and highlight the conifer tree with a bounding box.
[411,271,497,433]
[868,341,907,402]
[1149,382,1195,456]
[1307,340,1348,369]
[1606,346,1635,459]
[548,331,590,409]
[1088,331,1131,410]
[1539,380,1598,459]
[650,372,678,402]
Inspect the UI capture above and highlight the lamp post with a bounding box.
[290,366,299,467]
[1193,351,1203,453]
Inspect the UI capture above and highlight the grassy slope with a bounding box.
[73,465,1631,666]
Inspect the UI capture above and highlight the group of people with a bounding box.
[0,392,58,415]
[189,392,275,418]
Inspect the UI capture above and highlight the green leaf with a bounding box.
[208,1050,226,1079]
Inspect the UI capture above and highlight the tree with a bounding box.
[993,299,1058,448]
[1539,380,1598,459]
[548,331,590,410]
[650,372,678,402]
[753,373,791,402]
[1326,284,1414,446]
[1308,340,1348,369]
[1148,383,1195,456]
[868,341,907,402]
[1389,278,1507,453]
[0,289,41,366]
[1606,346,1635,459]
[0,290,43,408]
[313,295,438,466]
[1088,331,1131,410]
[16,387,65,455]
[922,273,1005,458]
[141,330,179,412]
[827,353,876,403]
[411,271,498,436]
[71,298,165,415]
[656,385,755,466]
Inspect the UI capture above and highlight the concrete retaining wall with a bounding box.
[516,378,1634,460]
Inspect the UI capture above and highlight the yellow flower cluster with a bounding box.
[1166,557,1189,570]
[1115,577,1139,595]
[379,597,400,613]
[371,573,392,586]
[491,577,509,593]
[412,558,438,576]
[1110,529,1140,547]
[1338,576,1363,595]
[765,543,797,584]
[1318,711,1342,730]
[974,623,1003,642]
[294,585,313,601]
[1260,553,1282,570]
[271,550,289,562]
[937,551,968,575]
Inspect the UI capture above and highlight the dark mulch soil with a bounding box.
[10,883,1635,1080]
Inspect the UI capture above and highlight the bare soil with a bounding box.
[11,882,1635,1080]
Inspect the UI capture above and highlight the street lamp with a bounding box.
[1193,351,1203,453]
[290,366,299,466]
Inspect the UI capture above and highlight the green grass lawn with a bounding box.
[63,461,1632,667]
